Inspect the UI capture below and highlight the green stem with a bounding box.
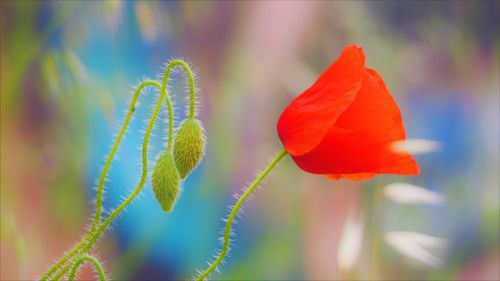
[45,76,174,279]
[77,60,195,254]
[40,59,195,280]
[93,80,164,230]
[39,80,172,281]
[68,255,107,281]
[160,59,197,121]
[39,239,87,281]
[79,73,172,255]
[49,261,72,281]
[196,150,288,281]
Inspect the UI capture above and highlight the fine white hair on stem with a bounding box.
[158,57,199,118]
[40,62,188,280]
[194,151,285,280]
[69,253,108,281]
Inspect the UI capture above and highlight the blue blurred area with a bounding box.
[407,90,476,181]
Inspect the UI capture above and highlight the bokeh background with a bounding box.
[1,1,499,280]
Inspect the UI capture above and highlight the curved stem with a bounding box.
[40,80,173,281]
[41,59,194,280]
[161,59,197,121]
[40,239,86,281]
[196,150,288,281]
[93,80,164,229]
[68,255,107,281]
[80,74,172,254]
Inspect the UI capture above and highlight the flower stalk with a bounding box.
[39,59,198,281]
[68,255,107,281]
[195,150,288,281]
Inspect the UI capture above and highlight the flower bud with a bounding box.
[151,151,181,212]
[173,119,206,179]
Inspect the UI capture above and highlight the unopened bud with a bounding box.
[151,151,180,212]
[173,119,206,179]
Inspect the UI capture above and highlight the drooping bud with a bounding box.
[173,119,206,179]
[151,151,181,212]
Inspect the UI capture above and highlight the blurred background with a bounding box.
[1,1,498,280]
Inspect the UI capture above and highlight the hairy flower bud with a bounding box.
[173,119,206,179]
[152,151,181,212]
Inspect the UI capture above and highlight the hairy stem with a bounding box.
[39,238,87,281]
[40,80,170,281]
[80,70,173,254]
[68,255,107,281]
[196,150,288,281]
[160,59,197,120]
[40,59,197,281]
[93,80,166,230]
[50,261,72,281]
[78,60,197,255]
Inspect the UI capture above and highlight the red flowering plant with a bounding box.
[277,45,419,180]
[40,46,419,281]
[195,45,419,280]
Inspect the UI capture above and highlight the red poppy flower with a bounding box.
[277,45,419,180]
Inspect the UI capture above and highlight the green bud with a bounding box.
[173,119,206,179]
[151,151,180,212]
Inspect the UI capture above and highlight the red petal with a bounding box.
[325,173,375,181]
[277,45,365,156]
[290,68,419,176]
